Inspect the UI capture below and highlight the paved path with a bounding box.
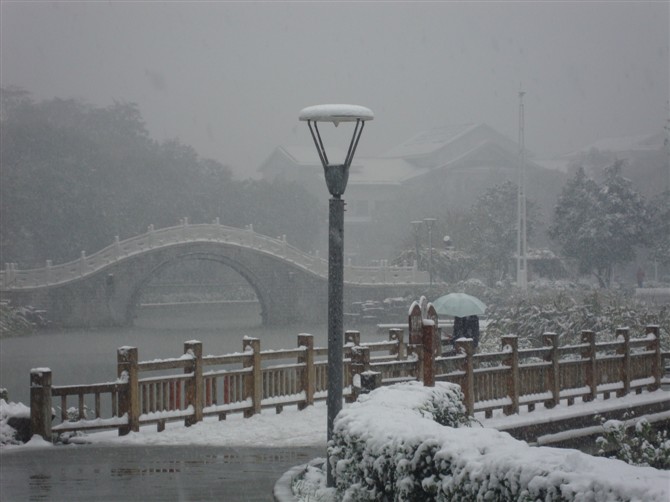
[1,445,323,501]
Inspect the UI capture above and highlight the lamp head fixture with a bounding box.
[299,104,373,197]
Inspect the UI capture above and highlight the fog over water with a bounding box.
[2,1,667,177]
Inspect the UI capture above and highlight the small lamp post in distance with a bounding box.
[424,217,436,289]
[299,104,374,487]
[411,220,423,271]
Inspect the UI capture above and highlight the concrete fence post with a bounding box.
[349,345,370,402]
[243,337,262,417]
[542,333,560,408]
[616,327,631,397]
[30,368,52,441]
[502,335,519,415]
[117,346,139,435]
[646,325,662,391]
[298,334,315,410]
[581,330,597,402]
[455,339,475,416]
[184,341,203,426]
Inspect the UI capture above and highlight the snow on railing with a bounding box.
[1,220,429,290]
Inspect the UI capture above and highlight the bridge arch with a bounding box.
[0,222,429,327]
[126,251,271,326]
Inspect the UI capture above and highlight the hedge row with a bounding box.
[329,382,669,501]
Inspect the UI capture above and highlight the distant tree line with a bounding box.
[0,88,323,267]
[395,164,669,289]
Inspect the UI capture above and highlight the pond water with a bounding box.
[0,302,385,406]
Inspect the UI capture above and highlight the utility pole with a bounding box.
[516,88,528,290]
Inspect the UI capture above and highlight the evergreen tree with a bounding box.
[549,161,648,288]
[465,181,537,286]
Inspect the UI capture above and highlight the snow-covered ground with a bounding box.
[2,389,669,501]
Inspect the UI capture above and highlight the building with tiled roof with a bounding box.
[259,123,566,262]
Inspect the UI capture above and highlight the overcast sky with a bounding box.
[1,1,668,178]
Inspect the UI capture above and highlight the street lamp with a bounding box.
[299,104,373,486]
[411,221,423,270]
[424,218,436,288]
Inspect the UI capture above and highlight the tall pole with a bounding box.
[516,88,528,290]
[327,195,344,467]
[412,220,422,271]
[665,102,670,194]
[424,218,436,289]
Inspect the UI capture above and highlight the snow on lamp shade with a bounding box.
[299,104,374,126]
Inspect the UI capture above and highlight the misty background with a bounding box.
[2,1,667,177]
[1,1,668,288]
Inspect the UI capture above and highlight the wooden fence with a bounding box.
[29,322,665,440]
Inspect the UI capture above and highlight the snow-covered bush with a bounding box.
[484,288,669,351]
[0,399,30,446]
[329,381,669,501]
[596,415,670,470]
[0,303,35,337]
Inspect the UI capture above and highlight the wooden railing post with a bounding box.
[455,339,474,416]
[360,371,382,394]
[581,330,597,402]
[30,368,52,441]
[646,325,662,391]
[348,345,370,402]
[502,335,519,415]
[184,341,203,426]
[422,321,436,387]
[389,328,405,360]
[117,346,139,435]
[298,334,315,410]
[426,304,440,357]
[408,344,424,383]
[345,330,360,346]
[542,333,560,408]
[408,302,423,345]
[243,337,262,417]
[616,327,630,397]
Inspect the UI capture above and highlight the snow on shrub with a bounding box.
[0,398,30,446]
[329,381,669,501]
[596,415,670,470]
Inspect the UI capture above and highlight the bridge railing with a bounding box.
[28,324,665,441]
[1,220,427,290]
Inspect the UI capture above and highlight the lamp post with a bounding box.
[299,104,373,487]
[516,89,528,290]
[424,218,436,289]
[411,220,422,271]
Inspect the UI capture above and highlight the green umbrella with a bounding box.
[433,293,486,317]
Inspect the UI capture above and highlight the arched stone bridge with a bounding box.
[0,222,429,327]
